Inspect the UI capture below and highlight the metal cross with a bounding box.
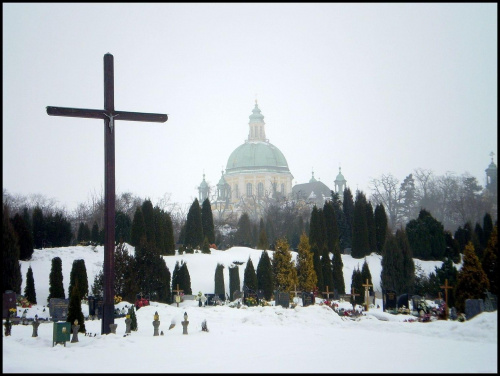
[46,53,168,334]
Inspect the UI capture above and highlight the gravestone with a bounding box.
[49,298,69,322]
[205,294,216,306]
[484,292,497,312]
[3,291,16,319]
[465,299,484,320]
[411,295,423,311]
[257,290,265,300]
[302,292,314,307]
[333,289,340,301]
[88,296,96,317]
[383,290,397,311]
[449,307,458,320]
[397,294,409,309]
[233,290,243,301]
[275,291,290,308]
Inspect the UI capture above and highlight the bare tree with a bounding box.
[369,174,402,230]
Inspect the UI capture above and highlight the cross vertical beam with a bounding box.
[362,279,372,311]
[440,279,453,320]
[102,53,115,336]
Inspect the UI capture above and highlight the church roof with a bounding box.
[335,167,346,183]
[225,141,291,174]
[292,180,332,205]
[199,174,208,189]
[249,102,264,123]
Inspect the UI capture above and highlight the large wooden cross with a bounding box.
[362,279,373,311]
[440,279,453,320]
[46,53,168,334]
[289,285,302,299]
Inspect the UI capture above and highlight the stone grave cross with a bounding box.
[440,279,453,319]
[173,284,183,307]
[362,279,373,311]
[46,53,167,334]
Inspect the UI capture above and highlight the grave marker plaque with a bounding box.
[397,293,409,309]
[302,292,314,307]
[3,291,16,318]
[484,292,497,312]
[465,299,484,320]
[233,290,243,301]
[49,298,69,322]
[275,291,290,308]
[383,290,397,311]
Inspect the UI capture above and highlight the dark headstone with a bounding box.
[383,290,397,311]
[275,291,290,308]
[333,289,340,301]
[465,299,484,320]
[397,293,409,309]
[449,307,458,320]
[301,292,314,307]
[484,292,497,312]
[233,291,243,301]
[257,290,265,300]
[49,298,69,322]
[3,291,16,319]
[205,294,216,306]
[88,296,96,316]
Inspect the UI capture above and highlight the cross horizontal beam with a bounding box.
[46,106,168,122]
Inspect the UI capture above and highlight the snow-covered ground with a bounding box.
[2,245,497,373]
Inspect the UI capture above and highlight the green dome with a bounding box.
[199,174,208,188]
[226,141,290,174]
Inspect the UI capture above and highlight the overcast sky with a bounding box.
[3,3,497,212]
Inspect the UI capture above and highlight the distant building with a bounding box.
[485,152,497,197]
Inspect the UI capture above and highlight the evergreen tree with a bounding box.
[481,225,498,295]
[82,223,91,242]
[22,207,32,239]
[201,236,211,254]
[444,230,461,264]
[396,228,415,295]
[201,198,215,244]
[179,261,192,295]
[361,259,373,298]
[90,270,103,297]
[272,238,298,292]
[214,263,225,296]
[474,222,485,260]
[185,198,203,249]
[178,223,186,245]
[128,305,138,331]
[24,265,37,304]
[135,240,170,300]
[45,211,72,247]
[234,212,253,247]
[68,259,89,300]
[163,211,176,255]
[115,211,132,243]
[142,199,156,246]
[48,256,65,302]
[321,246,334,298]
[434,257,458,308]
[243,257,258,291]
[91,221,99,244]
[374,204,388,254]
[311,243,323,293]
[406,209,446,260]
[257,224,269,251]
[482,213,494,250]
[455,242,490,313]
[130,207,146,248]
[229,265,240,300]
[331,191,351,250]
[366,201,377,253]
[252,223,259,248]
[32,206,45,249]
[380,233,404,295]
[153,206,165,252]
[351,191,369,258]
[67,283,86,333]
[11,213,34,260]
[308,206,323,251]
[3,205,22,294]
[343,187,355,241]
[257,250,274,300]
[331,240,345,295]
[77,222,86,243]
[296,233,317,293]
[172,261,181,296]
[351,266,364,306]
[323,202,339,254]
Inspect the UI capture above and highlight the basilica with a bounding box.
[198,101,347,220]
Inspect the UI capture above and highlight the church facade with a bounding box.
[198,101,347,220]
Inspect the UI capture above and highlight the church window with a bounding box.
[246,183,253,196]
[235,184,239,199]
[281,183,285,195]
[257,182,264,197]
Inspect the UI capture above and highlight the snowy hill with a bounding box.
[3,245,496,373]
[19,244,453,305]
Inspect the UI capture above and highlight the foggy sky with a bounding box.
[3,3,497,212]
